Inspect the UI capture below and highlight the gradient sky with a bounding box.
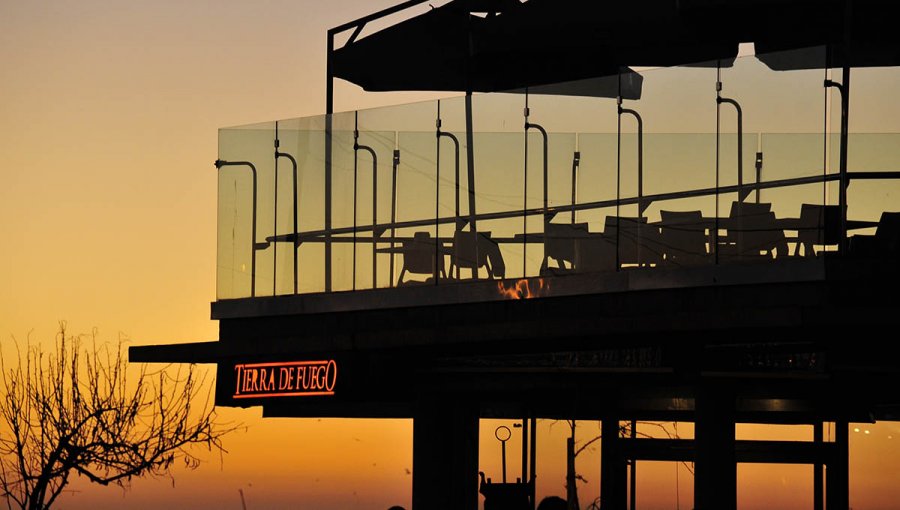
[2,1,899,509]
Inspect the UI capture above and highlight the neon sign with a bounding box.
[233,360,337,399]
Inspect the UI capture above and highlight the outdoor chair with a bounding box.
[397,231,445,285]
[451,230,505,279]
[849,211,900,257]
[718,201,788,261]
[796,203,840,257]
[659,210,710,267]
[603,216,663,267]
[542,221,590,274]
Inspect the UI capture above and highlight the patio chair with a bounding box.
[603,216,663,267]
[796,203,840,257]
[849,211,900,257]
[397,231,446,285]
[542,221,590,273]
[451,230,505,279]
[659,210,710,267]
[719,201,788,261]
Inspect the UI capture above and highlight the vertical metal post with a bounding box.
[273,123,279,296]
[525,109,548,273]
[215,160,258,297]
[521,418,529,488]
[630,420,637,510]
[814,422,824,510]
[275,148,299,294]
[530,416,537,509]
[465,92,477,231]
[523,92,529,277]
[715,66,722,266]
[390,144,399,287]
[616,94,622,271]
[825,76,849,255]
[717,96,744,200]
[436,101,442,284]
[352,113,359,291]
[324,31,334,292]
[571,146,580,224]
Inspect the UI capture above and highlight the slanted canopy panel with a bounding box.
[334,0,899,96]
[331,0,742,96]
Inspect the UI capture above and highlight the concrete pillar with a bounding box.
[814,422,824,510]
[600,418,627,510]
[826,421,850,510]
[412,399,479,510]
[694,388,736,510]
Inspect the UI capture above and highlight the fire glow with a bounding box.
[233,359,337,399]
[496,278,549,300]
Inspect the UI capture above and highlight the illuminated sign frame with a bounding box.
[233,359,337,399]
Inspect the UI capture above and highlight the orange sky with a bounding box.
[2,1,900,509]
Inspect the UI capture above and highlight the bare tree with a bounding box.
[0,323,235,510]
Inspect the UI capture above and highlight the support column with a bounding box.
[412,398,479,510]
[826,421,850,510]
[601,418,627,510]
[694,388,736,510]
[814,422,824,510]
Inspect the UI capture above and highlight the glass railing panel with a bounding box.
[271,115,328,295]
[467,93,527,279]
[636,61,719,270]
[526,78,619,277]
[329,110,357,293]
[576,133,618,234]
[215,45,900,301]
[717,47,828,264]
[845,65,900,251]
[217,121,276,300]
[435,95,471,286]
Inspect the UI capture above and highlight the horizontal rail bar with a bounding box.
[268,171,898,243]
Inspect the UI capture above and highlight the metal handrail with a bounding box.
[268,171,900,244]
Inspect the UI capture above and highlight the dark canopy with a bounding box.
[332,1,645,98]
[333,0,900,95]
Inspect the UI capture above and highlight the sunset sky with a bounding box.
[2,1,899,509]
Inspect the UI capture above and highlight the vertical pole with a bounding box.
[352,113,359,291]
[436,101,442,284]
[814,422,824,510]
[629,420,636,510]
[827,421,850,510]
[522,418,529,488]
[839,0,853,255]
[502,440,508,483]
[273,123,279,296]
[523,92,529,278]
[838,64,850,254]
[616,94,622,271]
[715,66,722,265]
[372,146,377,289]
[465,92,477,231]
[390,144,399,287]
[530,416,537,510]
[324,31,334,292]
[601,418,627,510]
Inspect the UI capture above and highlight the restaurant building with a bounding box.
[132,1,900,508]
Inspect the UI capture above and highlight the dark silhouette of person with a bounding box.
[536,496,568,510]
[387,506,406,510]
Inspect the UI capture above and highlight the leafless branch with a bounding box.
[0,323,238,510]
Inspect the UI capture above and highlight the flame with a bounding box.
[496,278,549,300]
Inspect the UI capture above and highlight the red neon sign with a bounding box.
[233,360,337,399]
